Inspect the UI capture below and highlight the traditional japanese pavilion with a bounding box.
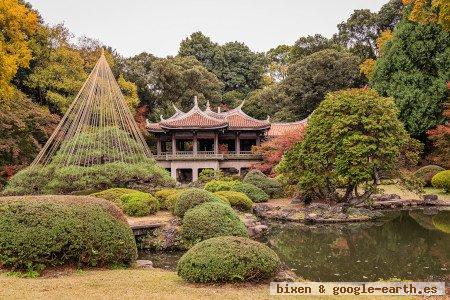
[147,96,306,182]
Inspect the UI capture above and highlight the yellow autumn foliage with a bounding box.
[403,0,450,31]
[0,0,39,97]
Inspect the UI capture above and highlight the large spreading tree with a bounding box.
[278,88,412,203]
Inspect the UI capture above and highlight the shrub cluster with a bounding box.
[0,196,137,272]
[204,180,239,192]
[233,182,269,203]
[214,191,253,211]
[181,202,248,247]
[120,191,159,217]
[431,170,450,193]
[414,165,445,186]
[155,188,185,211]
[204,180,269,202]
[177,236,280,283]
[92,188,160,217]
[243,170,282,198]
[91,188,136,208]
[174,188,221,217]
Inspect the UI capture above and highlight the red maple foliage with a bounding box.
[251,126,306,177]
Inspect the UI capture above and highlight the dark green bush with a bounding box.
[120,191,160,217]
[3,128,174,196]
[177,236,280,283]
[91,188,137,208]
[243,170,282,198]
[414,165,445,186]
[431,170,450,193]
[233,182,269,203]
[174,188,221,217]
[181,202,248,247]
[0,196,137,273]
[198,169,225,183]
[214,191,253,211]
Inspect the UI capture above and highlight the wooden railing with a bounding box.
[153,150,261,160]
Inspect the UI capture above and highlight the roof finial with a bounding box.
[266,115,271,122]
[193,96,198,108]
[101,48,105,56]
[206,100,211,110]
[172,103,182,113]
[237,100,245,110]
[160,115,165,121]
[218,106,221,113]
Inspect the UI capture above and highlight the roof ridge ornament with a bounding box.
[237,100,245,110]
[160,115,165,121]
[206,100,211,110]
[172,103,183,113]
[266,115,270,121]
[218,106,221,113]
[193,96,199,108]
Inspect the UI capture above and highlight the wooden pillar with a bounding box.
[171,134,176,155]
[214,132,219,154]
[236,133,241,154]
[171,167,177,181]
[156,138,162,155]
[193,132,198,155]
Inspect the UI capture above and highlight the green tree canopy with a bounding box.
[178,32,266,94]
[281,49,363,120]
[145,56,224,121]
[278,88,411,203]
[290,34,337,61]
[371,20,449,138]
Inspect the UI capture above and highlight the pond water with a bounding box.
[139,209,450,282]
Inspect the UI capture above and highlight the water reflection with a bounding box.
[267,210,450,282]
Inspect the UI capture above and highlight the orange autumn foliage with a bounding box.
[251,127,306,176]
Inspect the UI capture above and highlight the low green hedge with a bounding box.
[92,188,160,216]
[174,188,221,217]
[120,191,160,217]
[204,180,239,193]
[205,180,269,202]
[177,236,280,283]
[414,165,445,186]
[91,188,137,208]
[214,191,253,211]
[431,170,450,193]
[243,170,282,198]
[181,202,248,247]
[233,182,269,203]
[0,196,137,273]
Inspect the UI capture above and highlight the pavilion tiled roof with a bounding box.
[267,119,307,137]
[147,97,301,133]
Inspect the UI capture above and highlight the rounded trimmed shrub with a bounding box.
[414,165,445,186]
[120,191,160,217]
[165,192,182,212]
[181,202,248,246]
[155,188,186,211]
[243,169,282,197]
[233,182,269,203]
[177,236,280,283]
[174,188,221,217]
[214,191,253,211]
[91,188,137,208]
[204,180,239,193]
[431,170,450,193]
[0,196,137,272]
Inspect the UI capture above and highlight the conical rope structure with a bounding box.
[31,52,153,169]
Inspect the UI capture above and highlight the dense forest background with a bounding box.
[1,0,449,188]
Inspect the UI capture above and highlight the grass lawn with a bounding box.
[0,268,421,300]
[377,184,450,202]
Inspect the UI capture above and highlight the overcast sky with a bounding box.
[27,0,388,58]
